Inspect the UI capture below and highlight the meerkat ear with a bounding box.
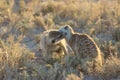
[64,25,69,30]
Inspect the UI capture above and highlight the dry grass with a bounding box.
[101,57,120,80]
[0,0,120,80]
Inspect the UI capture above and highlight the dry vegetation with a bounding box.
[0,0,120,80]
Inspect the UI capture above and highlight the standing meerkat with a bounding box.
[40,29,68,61]
[59,25,103,73]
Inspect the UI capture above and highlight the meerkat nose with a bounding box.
[52,40,55,43]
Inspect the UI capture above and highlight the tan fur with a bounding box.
[40,29,68,59]
[59,25,103,73]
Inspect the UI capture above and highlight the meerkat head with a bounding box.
[59,25,74,40]
[47,30,64,44]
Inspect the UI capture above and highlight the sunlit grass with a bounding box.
[0,0,120,80]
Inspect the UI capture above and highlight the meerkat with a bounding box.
[59,25,103,73]
[40,29,68,61]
